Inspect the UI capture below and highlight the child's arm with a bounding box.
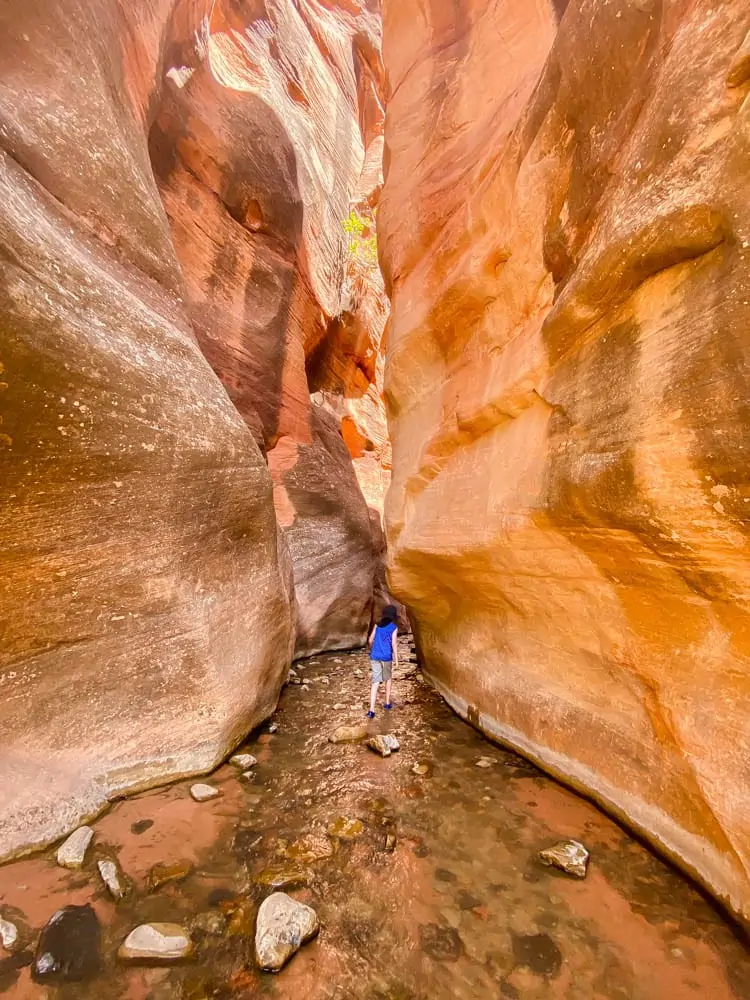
[368,626,376,649]
[391,629,398,666]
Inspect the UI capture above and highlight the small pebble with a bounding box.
[97,859,125,900]
[538,840,590,879]
[367,734,400,757]
[0,915,18,952]
[57,826,94,869]
[118,923,192,963]
[190,784,219,802]
[230,754,257,769]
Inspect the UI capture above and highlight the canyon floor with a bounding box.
[1,639,748,1000]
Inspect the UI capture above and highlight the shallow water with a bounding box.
[1,639,748,999]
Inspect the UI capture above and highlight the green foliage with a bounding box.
[342,208,378,266]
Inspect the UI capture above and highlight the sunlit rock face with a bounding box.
[380,0,750,925]
[0,0,386,858]
[151,0,389,656]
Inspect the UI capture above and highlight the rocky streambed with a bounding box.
[0,637,748,999]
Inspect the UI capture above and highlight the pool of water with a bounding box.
[1,639,748,999]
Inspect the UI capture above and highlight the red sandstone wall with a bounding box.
[379,0,750,927]
[0,0,388,858]
[150,0,389,655]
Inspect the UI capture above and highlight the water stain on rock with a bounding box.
[420,924,463,962]
[511,932,563,977]
[32,904,101,985]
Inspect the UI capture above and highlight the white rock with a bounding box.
[538,840,590,879]
[332,703,346,710]
[0,916,18,952]
[57,826,94,868]
[190,783,219,802]
[230,753,257,769]
[475,757,494,769]
[118,923,192,963]
[301,684,310,692]
[367,734,400,757]
[319,676,330,685]
[255,892,319,972]
[97,859,124,900]
[268,722,279,734]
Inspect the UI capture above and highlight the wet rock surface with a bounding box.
[539,840,590,880]
[189,784,220,803]
[379,0,750,928]
[255,893,319,972]
[0,916,18,952]
[0,644,748,999]
[32,904,101,985]
[97,859,126,900]
[367,734,401,757]
[118,923,192,964]
[56,827,94,869]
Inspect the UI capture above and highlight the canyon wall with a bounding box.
[379,0,750,926]
[150,0,390,656]
[0,0,386,859]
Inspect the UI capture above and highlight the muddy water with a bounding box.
[1,639,748,999]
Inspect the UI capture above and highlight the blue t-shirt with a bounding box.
[371,621,397,661]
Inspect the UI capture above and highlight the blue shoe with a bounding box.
[366,711,375,719]
[384,703,393,711]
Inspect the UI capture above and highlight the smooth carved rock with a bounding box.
[33,905,101,985]
[367,734,400,757]
[150,0,389,662]
[190,784,219,803]
[0,0,295,863]
[56,827,94,869]
[538,840,590,880]
[379,0,750,928]
[118,923,192,964]
[255,893,319,972]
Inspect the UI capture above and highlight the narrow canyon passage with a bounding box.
[2,0,750,995]
[1,640,748,999]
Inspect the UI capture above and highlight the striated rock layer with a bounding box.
[380,0,750,926]
[150,0,389,655]
[0,0,386,859]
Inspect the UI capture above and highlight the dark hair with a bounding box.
[378,604,398,628]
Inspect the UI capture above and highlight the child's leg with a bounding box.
[385,678,392,706]
[369,681,379,713]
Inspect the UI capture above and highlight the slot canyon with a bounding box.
[0,0,749,997]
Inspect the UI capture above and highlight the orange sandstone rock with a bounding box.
[151,0,389,654]
[0,0,386,859]
[380,0,750,927]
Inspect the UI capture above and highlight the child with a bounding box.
[367,605,399,718]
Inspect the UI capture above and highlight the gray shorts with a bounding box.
[370,660,393,683]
